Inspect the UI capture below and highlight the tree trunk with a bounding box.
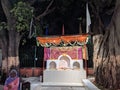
[94,0,120,89]
[1,29,21,73]
[8,30,20,71]
[1,0,21,74]
[1,30,21,73]
[0,31,8,73]
[93,34,103,72]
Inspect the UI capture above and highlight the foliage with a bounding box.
[0,22,7,31]
[11,1,34,33]
[35,22,43,36]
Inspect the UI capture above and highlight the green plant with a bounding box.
[0,22,7,31]
[11,1,34,33]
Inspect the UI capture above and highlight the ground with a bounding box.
[0,85,3,90]
[0,75,98,90]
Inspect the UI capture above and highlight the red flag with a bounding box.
[62,24,64,35]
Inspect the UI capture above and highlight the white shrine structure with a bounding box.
[37,34,89,86]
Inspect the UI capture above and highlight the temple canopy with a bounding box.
[37,34,89,47]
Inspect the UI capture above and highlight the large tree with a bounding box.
[0,0,87,74]
[0,0,54,74]
[91,0,120,89]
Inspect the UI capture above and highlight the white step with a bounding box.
[82,79,100,90]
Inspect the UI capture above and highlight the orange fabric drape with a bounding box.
[37,37,61,45]
[37,34,88,46]
[77,35,88,42]
[61,36,77,43]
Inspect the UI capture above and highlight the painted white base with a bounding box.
[43,69,86,86]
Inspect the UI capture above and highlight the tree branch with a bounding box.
[1,0,11,19]
[36,0,55,20]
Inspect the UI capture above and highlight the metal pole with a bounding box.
[34,46,37,68]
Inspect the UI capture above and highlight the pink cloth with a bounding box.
[50,47,78,59]
[78,47,82,59]
[4,77,19,90]
[44,48,50,60]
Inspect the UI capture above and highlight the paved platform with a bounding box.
[41,82,84,87]
[0,76,99,90]
[34,86,86,90]
[0,85,3,90]
[30,81,86,90]
[21,76,100,90]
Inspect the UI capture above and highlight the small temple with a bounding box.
[37,34,89,86]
